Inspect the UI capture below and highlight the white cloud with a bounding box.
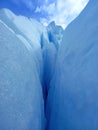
[35,3,55,14]
[11,0,89,28]
[40,0,89,28]
[35,7,41,13]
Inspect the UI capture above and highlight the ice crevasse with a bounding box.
[0,0,98,130]
[0,7,63,130]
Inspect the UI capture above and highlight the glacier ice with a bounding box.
[47,21,64,49]
[46,0,98,130]
[0,0,98,130]
[0,9,46,130]
[0,21,45,130]
[0,8,63,130]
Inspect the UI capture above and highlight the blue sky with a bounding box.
[0,0,89,28]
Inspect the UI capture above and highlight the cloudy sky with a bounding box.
[0,0,89,28]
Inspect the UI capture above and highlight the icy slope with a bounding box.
[0,8,63,130]
[0,21,45,130]
[47,0,98,130]
[0,9,47,130]
[0,8,46,49]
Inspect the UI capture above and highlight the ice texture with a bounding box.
[0,1,98,130]
[47,21,64,49]
[0,8,62,130]
[0,9,46,130]
[46,0,98,130]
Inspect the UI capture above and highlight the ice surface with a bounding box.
[42,37,57,102]
[47,21,64,49]
[0,8,46,49]
[1,1,98,130]
[0,8,63,130]
[0,21,45,130]
[0,9,47,130]
[46,0,98,130]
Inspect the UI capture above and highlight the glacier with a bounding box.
[0,9,45,130]
[46,0,98,130]
[0,8,62,130]
[0,0,98,130]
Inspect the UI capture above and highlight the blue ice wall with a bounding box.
[0,22,45,130]
[47,21,64,49]
[1,1,98,130]
[0,9,46,130]
[46,0,98,130]
[0,8,62,130]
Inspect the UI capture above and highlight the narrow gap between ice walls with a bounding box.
[40,22,64,130]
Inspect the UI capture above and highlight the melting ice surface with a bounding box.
[0,0,98,130]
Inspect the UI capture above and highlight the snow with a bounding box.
[46,0,98,130]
